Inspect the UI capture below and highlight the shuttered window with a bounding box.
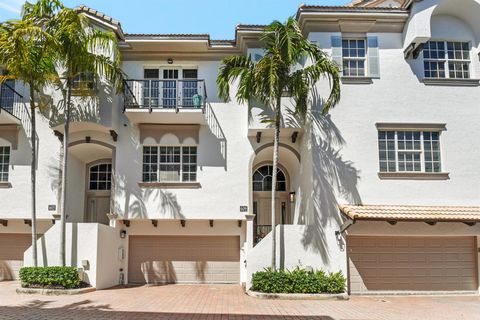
[331,36,380,78]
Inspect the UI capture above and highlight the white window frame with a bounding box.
[378,130,442,173]
[342,38,367,77]
[423,40,471,79]
[142,145,197,183]
[0,146,10,182]
[88,163,112,191]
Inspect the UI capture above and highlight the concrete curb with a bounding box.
[246,290,349,300]
[16,287,96,295]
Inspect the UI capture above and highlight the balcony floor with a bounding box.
[124,107,206,124]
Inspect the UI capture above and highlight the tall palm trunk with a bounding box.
[59,77,72,266]
[270,97,281,271]
[29,85,38,267]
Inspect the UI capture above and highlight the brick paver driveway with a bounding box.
[0,281,479,320]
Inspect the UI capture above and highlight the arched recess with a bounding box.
[65,139,116,224]
[249,143,301,245]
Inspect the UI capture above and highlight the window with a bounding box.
[423,41,470,79]
[252,165,287,191]
[89,163,112,190]
[0,146,10,182]
[142,146,197,182]
[342,39,366,77]
[378,131,441,173]
[72,72,96,92]
[144,69,159,79]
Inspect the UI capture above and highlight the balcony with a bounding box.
[0,82,32,143]
[123,79,207,124]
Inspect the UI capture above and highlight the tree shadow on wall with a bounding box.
[113,172,185,220]
[112,129,185,220]
[294,92,362,264]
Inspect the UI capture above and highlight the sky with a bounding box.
[0,0,346,39]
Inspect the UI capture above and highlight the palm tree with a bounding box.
[28,0,124,266]
[217,17,341,271]
[0,16,57,267]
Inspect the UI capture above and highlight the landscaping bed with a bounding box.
[17,266,92,294]
[249,267,347,299]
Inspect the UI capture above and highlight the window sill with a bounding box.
[138,182,201,189]
[378,172,450,180]
[0,182,12,188]
[71,89,98,96]
[341,77,373,84]
[422,78,480,87]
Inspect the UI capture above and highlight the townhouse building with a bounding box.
[1,0,480,294]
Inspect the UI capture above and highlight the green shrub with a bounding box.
[251,267,346,294]
[19,266,81,289]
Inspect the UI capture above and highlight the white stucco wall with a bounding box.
[0,109,60,220]
[246,224,347,288]
[24,222,121,289]
[308,29,480,206]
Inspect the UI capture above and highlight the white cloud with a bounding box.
[0,0,24,15]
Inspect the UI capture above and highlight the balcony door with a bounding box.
[0,80,15,114]
[162,69,179,108]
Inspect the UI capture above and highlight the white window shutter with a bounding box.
[330,36,343,72]
[367,36,380,78]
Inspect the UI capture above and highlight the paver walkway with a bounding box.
[0,281,479,319]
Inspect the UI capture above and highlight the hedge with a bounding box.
[251,267,346,294]
[19,266,81,289]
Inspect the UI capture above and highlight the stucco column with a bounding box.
[245,214,255,251]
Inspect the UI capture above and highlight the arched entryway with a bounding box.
[252,164,291,245]
[65,138,115,224]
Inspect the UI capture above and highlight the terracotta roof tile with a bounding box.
[125,33,210,39]
[298,4,408,12]
[340,204,480,222]
[75,5,121,27]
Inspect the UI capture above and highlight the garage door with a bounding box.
[0,233,32,281]
[348,236,478,293]
[128,235,240,284]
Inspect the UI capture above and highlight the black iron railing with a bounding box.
[123,79,207,112]
[0,82,32,137]
[254,224,272,245]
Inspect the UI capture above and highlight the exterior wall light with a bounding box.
[120,229,127,238]
[167,58,173,64]
[289,192,296,203]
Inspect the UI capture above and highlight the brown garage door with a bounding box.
[128,235,240,284]
[348,236,478,293]
[0,233,32,281]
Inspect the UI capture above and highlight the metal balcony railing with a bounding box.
[0,82,32,138]
[123,79,207,113]
[254,224,273,245]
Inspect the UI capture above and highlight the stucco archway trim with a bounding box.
[254,142,301,163]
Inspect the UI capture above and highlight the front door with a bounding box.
[253,194,289,244]
[86,196,110,225]
[85,162,112,225]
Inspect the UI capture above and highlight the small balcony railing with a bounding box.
[254,224,272,245]
[123,79,207,112]
[0,82,32,137]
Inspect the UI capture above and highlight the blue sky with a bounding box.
[0,0,345,39]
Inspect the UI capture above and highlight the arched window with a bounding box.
[89,163,112,190]
[252,165,286,191]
